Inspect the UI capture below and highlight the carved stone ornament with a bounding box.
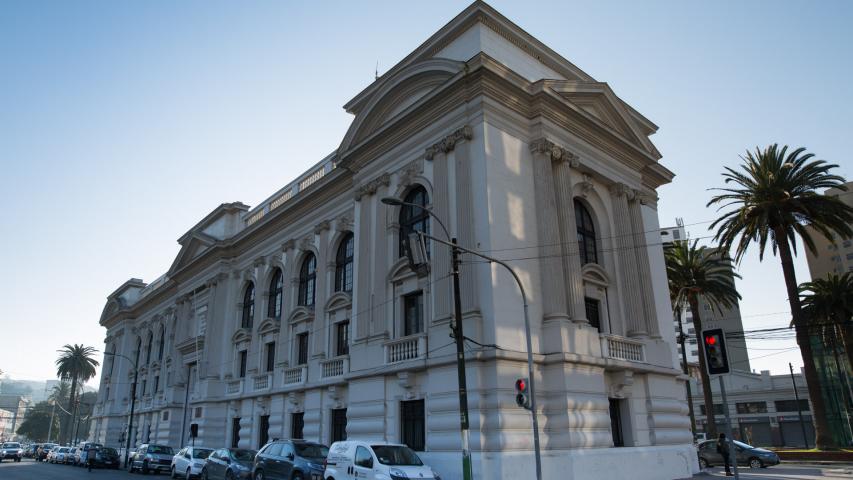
[253,256,268,268]
[354,173,391,201]
[336,213,353,231]
[424,125,473,160]
[608,182,634,199]
[528,138,579,166]
[396,159,423,186]
[282,239,296,252]
[579,174,595,197]
[313,220,331,235]
[633,188,657,205]
[299,236,314,251]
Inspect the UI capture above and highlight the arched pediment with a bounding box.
[258,318,280,336]
[339,58,465,154]
[325,291,352,312]
[100,298,125,324]
[288,306,315,325]
[388,257,417,284]
[231,328,252,344]
[582,263,610,286]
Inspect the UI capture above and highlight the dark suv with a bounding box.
[252,440,328,480]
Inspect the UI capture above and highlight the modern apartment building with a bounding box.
[90,3,696,478]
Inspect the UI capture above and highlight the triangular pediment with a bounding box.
[168,233,217,275]
[547,81,659,157]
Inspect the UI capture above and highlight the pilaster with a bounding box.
[610,183,647,337]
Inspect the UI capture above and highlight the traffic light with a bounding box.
[515,378,531,410]
[702,328,730,375]
[190,423,198,438]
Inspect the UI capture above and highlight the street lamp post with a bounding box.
[103,351,138,468]
[381,197,473,480]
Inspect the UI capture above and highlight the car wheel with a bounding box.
[142,461,150,475]
[748,457,763,469]
[254,470,265,480]
[226,470,235,480]
[187,468,193,479]
[292,472,304,480]
[171,466,177,479]
[698,457,708,469]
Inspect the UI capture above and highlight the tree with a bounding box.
[800,272,853,371]
[15,401,58,442]
[708,144,853,449]
[55,344,100,445]
[665,240,742,439]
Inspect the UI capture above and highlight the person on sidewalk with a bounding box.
[86,444,97,472]
[716,433,733,476]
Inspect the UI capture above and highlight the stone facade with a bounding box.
[90,3,696,479]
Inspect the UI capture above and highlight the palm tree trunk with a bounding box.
[838,316,853,374]
[64,376,78,445]
[689,296,717,439]
[775,229,836,449]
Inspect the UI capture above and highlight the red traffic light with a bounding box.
[515,378,527,392]
[705,336,717,346]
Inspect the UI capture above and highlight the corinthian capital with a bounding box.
[609,182,633,199]
[528,138,580,166]
[425,125,473,160]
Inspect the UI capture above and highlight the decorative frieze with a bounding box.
[424,125,473,160]
[354,173,391,200]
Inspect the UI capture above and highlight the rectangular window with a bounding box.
[258,415,270,449]
[231,417,241,448]
[736,402,767,414]
[291,412,304,439]
[194,407,203,418]
[609,398,624,447]
[297,333,309,365]
[265,342,275,373]
[162,411,169,422]
[400,400,425,451]
[775,399,810,412]
[336,321,350,357]
[584,297,601,331]
[331,408,347,443]
[403,292,423,336]
[239,350,248,378]
[141,380,147,397]
[700,404,726,415]
[153,375,160,393]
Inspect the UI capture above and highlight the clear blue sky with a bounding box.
[1,1,851,385]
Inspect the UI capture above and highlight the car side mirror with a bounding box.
[224,457,231,464]
[286,453,295,461]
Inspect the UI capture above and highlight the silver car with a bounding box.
[0,442,23,463]
[129,443,175,474]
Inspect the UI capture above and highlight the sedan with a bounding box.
[172,446,214,479]
[202,448,257,480]
[697,439,780,469]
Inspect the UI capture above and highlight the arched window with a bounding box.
[242,283,255,329]
[335,233,354,292]
[145,332,153,364]
[268,269,283,318]
[157,325,165,361]
[298,254,317,306]
[399,186,430,257]
[575,199,598,265]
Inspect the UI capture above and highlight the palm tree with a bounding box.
[55,344,99,445]
[708,144,853,449]
[800,273,853,371]
[665,240,742,439]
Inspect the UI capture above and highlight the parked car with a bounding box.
[77,442,104,466]
[23,444,39,458]
[50,446,73,464]
[37,443,57,461]
[323,441,441,480]
[0,442,24,463]
[171,446,213,479]
[92,447,121,469]
[253,440,328,480]
[697,439,780,469]
[201,448,257,480]
[129,443,175,474]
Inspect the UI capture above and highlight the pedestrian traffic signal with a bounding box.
[190,423,198,438]
[702,328,730,375]
[515,378,531,410]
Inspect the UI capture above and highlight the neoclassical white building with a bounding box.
[91,2,696,478]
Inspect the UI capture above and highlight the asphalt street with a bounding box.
[0,458,140,479]
[694,464,853,479]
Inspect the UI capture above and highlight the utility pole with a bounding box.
[718,377,740,480]
[450,238,473,480]
[789,363,809,448]
[676,308,697,437]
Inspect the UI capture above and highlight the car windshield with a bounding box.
[230,449,256,461]
[148,445,173,455]
[193,448,213,459]
[3,443,21,448]
[371,445,423,466]
[101,448,118,455]
[294,444,328,458]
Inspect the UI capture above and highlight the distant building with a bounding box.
[660,225,750,372]
[692,369,816,447]
[0,395,32,441]
[0,408,13,442]
[805,181,853,278]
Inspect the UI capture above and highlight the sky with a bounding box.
[1,0,851,387]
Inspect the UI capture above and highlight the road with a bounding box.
[0,458,141,479]
[694,464,853,479]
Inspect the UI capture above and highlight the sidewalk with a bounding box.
[689,464,853,479]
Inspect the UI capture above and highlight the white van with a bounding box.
[324,440,442,480]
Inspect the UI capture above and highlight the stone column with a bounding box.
[313,221,331,357]
[352,173,390,339]
[452,129,479,314]
[629,192,660,337]
[610,183,647,337]
[429,149,453,322]
[529,139,569,322]
[354,195,372,340]
[278,240,296,364]
[551,147,588,324]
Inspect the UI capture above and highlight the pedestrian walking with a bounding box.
[716,433,733,476]
[86,444,97,472]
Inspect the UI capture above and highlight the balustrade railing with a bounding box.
[601,335,646,363]
[384,334,427,364]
